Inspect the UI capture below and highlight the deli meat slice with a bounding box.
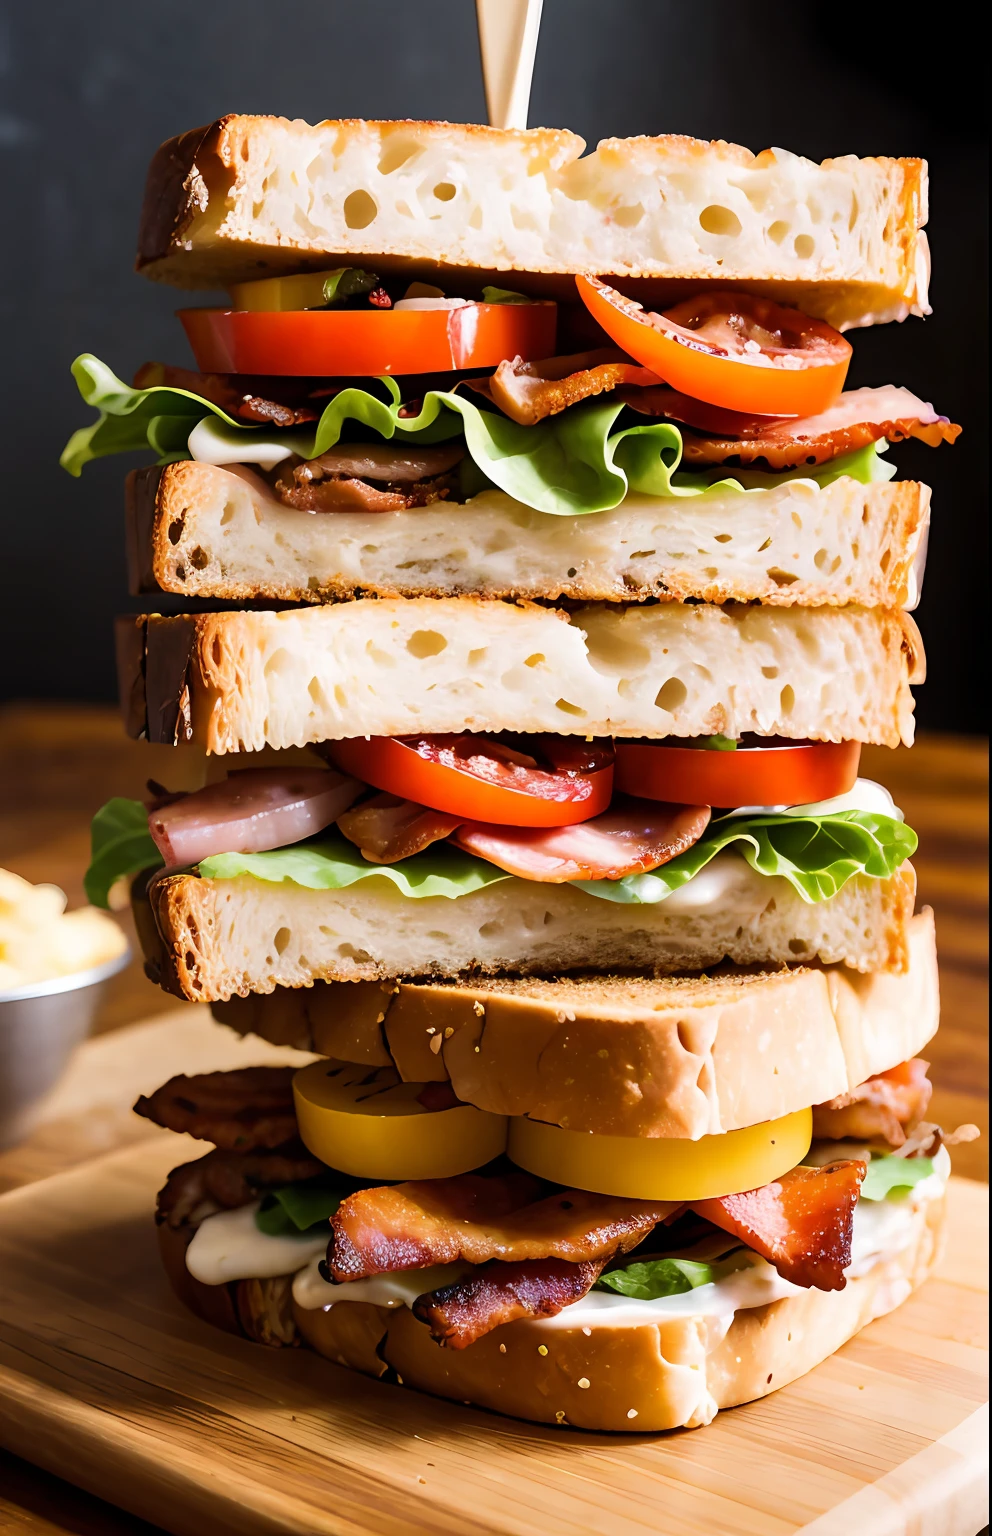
[413,1257,606,1348]
[812,1057,932,1148]
[469,349,660,425]
[337,793,462,863]
[692,1160,866,1291]
[148,768,361,867]
[273,442,464,513]
[452,796,710,881]
[135,1067,299,1150]
[133,362,322,426]
[329,1173,677,1281]
[622,384,961,468]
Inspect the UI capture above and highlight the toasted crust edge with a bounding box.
[158,1184,945,1432]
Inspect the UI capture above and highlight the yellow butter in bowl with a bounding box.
[0,868,128,993]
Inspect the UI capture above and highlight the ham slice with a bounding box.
[621,384,961,468]
[413,1257,606,1348]
[134,1067,298,1151]
[693,1160,866,1291]
[336,792,463,863]
[329,1174,677,1282]
[468,349,660,425]
[812,1058,932,1148]
[452,796,710,882]
[148,767,360,867]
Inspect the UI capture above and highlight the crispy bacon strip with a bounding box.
[134,362,321,426]
[692,1161,866,1291]
[135,1067,299,1151]
[452,796,710,882]
[468,349,660,425]
[413,1257,606,1348]
[337,792,463,863]
[156,1145,322,1228]
[329,1174,677,1282]
[812,1058,932,1148]
[621,384,961,468]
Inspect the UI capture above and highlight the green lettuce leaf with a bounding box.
[595,1255,747,1299]
[255,1180,346,1237]
[85,797,161,908]
[84,796,916,910]
[198,835,512,899]
[860,1154,934,1201]
[60,356,244,477]
[60,355,894,515]
[576,810,917,905]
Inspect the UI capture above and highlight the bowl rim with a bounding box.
[0,945,132,1004]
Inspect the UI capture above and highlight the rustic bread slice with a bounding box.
[128,463,931,610]
[137,117,929,330]
[142,858,917,1004]
[118,599,923,751]
[212,910,936,1138]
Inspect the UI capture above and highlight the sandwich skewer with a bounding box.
[476,0,544,131]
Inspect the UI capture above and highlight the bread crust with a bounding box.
[128,461,931,611]
[158,1185,945,1432]
[117,599,922,750]
[135,117,928,330]
[211,910,937,1138]
[141,859,917,1003]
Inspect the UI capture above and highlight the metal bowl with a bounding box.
[0,948,132,1150]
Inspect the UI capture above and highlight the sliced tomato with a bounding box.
[325,735,615,827]
[576,276,851,416]
[179,302,557,378]
[614,739,860,808]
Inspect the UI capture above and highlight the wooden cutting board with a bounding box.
[0,1143,984,1536]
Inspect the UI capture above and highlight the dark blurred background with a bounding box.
[0,0,986,730]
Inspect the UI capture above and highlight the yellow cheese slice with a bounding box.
[293,1060,509,1179]
[507,1108,812,1200]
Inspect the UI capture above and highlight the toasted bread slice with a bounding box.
[128,463,930,610]
[212,910,936,1139]
[116,599,923,751]
[137,118,928,330]
[141,858,917,1004]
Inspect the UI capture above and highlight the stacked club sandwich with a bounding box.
[72,116,974,1432]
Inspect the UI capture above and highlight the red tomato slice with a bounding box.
[575,276,851,416]
[179,303,557,377]
[614,739,860,808]
[325,735,615,827]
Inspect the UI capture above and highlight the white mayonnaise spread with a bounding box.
[185,1202,327,1285]
[725,777,901,822]
[292,1260,467,1311]
[187,416,295,470]
[392,297,470,311]
[609,850,767,914]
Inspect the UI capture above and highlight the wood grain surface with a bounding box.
[0,1125,987,1536]
[0,705,987,1533]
